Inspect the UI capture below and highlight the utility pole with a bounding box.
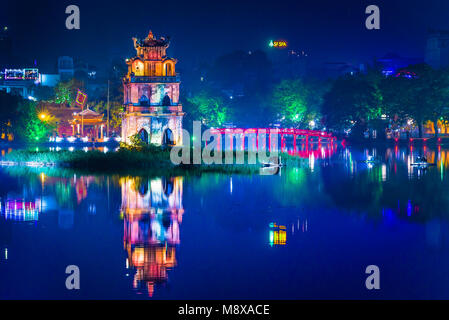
[107,80,110,138]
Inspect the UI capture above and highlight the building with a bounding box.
[377,53,422,76]
[425,30,449,69]
[58,56,74,81]
[0,68,39,98]
[121,31,184,146]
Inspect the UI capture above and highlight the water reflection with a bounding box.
[4,144,449,298]
[121,176,184,297]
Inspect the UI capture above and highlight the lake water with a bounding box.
[2,143,449,299]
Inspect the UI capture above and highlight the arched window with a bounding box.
[133,60,144,76]
[162,94,171,106]
[139,94,149,106]
[165,63,173,76]
[162,128,174,145]
[138,128,149,144]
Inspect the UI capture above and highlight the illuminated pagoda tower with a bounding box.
[121,30,184,146]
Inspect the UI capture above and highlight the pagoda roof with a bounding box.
[76,108,103,118]
[134,30,170,48]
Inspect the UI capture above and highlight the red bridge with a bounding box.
[209,128,336,158]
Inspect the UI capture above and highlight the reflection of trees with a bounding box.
[322,151,449,223]
[121,176,184,297]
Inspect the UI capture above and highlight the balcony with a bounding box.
[126,105,183,114]
[128,75,180,83]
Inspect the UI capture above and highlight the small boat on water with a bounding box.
[261,156,285,168]
[410,162,436,167]
[411,157,435,167]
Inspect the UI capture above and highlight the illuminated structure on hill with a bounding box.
[121,31,184,146]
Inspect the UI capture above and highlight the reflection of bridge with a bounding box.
[210,128,336,156]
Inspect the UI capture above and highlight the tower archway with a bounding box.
[138,128,149,144]
[162,128,174,146]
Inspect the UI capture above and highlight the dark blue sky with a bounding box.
[3,0,449,72]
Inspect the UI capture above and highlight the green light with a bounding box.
[269,40,274,47]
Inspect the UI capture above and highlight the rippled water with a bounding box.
[2,144,449,299]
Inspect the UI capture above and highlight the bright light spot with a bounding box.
[309,120,316,128]
[67,136,76,143]
[28,95,36,101]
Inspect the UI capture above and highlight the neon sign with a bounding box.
[4,68,39,80]
[269,40,288,48]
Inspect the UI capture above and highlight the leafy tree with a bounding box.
[53,79,84,105]
[92,100,123,131]
[322,73,382,138]
[271,78,327,128]
[186,89,229,127]
[16,101,56,143]
[381,64,449,138]
[0,91,20,141]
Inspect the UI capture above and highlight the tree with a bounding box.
[0,91,20,141]
[15,101,56,143]
[92,100,123,132]
[53,79,84,105]
[186,89,229,127]
[322,73,382,138]
[381,64,449,138]
[272,78,326,128]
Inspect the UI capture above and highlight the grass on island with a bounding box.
[1,143,306,175]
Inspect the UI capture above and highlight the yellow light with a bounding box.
[39,113,47,120]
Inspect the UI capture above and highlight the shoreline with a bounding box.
[0,148,306,175]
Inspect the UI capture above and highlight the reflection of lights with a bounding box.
[67,136,76,143]
[230,177,233,194]
[68,147,74,152]
[269,223,287,246]
[4,248,7,260]
[122,176,184,297]
[2,200,39,221]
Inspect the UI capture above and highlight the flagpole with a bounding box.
[107,80,110,138]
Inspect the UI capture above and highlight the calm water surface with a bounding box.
[2,144,449,299]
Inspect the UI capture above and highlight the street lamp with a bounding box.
[39,113,47,120]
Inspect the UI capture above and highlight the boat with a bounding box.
[410,162,436,167]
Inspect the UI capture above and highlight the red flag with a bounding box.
[75,89,87,107]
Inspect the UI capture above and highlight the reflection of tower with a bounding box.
[121,30,184,146]
[121,176,184,297]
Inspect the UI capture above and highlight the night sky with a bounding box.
[2,0,449,73]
